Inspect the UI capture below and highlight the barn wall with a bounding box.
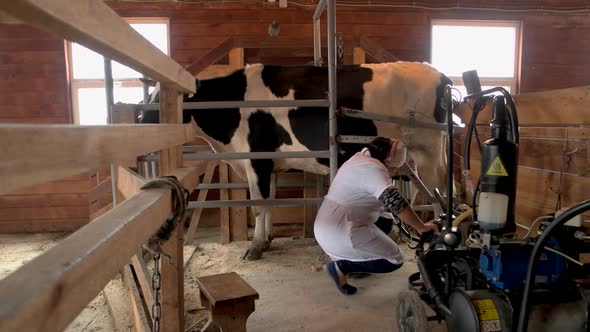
[108,1,590,92]
[0,24,109,232]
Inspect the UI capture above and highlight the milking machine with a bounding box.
[396,76,590,332]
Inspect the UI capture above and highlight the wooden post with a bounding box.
[223,48,245,243]
[185,161,218,243]
[303,172,318,238]
[220,163,230,244]
[230,169,248,241]
[353,47,366,65]
[158,84,184,332]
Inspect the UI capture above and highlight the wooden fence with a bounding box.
[0,1,200,331]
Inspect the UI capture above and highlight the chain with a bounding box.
[151,253,162,332]
[337,32,344,68]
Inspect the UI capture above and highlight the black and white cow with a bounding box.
[141,61,451,260]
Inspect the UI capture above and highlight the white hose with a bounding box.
[542,246,584,267]
[521,216,553,239]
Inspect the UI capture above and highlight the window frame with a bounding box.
[430,19,522,96]
[67,17,170,124]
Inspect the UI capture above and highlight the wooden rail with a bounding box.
[0,167,199,332]
[0,1,201,331]
[0,124,195,195]
[0,0,195,94]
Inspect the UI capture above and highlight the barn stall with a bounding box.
[1,0,590,331]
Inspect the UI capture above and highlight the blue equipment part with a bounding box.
[479,239,565,290]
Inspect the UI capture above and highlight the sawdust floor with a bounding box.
[1,228,446,332]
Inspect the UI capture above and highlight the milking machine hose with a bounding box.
[516,199,590,332]
[462,87,520,221]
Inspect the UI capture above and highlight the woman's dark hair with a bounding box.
[367,137,391,163]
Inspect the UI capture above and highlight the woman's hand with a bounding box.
[419,221,440,235]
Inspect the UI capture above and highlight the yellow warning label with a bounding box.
[486,156,509,177]
[472,299,500,321]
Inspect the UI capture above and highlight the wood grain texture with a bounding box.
[0,0,195,93]
[0,167,198,332]
[0,123,195,195]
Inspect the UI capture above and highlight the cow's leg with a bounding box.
[243,160,274,261]
[263,173,277,250]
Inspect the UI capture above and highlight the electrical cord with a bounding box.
[521,216,553,239]
[517,199,590,332]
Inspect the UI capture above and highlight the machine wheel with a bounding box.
[397,291,429,332]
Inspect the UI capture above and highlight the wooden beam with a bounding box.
[353,47,366,65]
[0,11,23,24]
[0,167,199,332]
[130,254,155,311]
[158,84,184,332]
[220,163,230,244]
[0,0,194,93]
[233,36,359,49]
[230,169,248,242]
[185,37,234,76]
[122,266,151,332]
[116,166,147,200]
[185,161,217,243]
[87,178,112,203]
[456,85,590,126]
[229,48,245,68]
[358,36,399,63]
[0,123,196,195]
[303,172,318,238]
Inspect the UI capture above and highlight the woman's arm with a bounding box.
[378,186,438,235]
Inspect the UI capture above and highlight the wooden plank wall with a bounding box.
[0,23,111,232]
[108,0,590,90]
[2,0,590,232]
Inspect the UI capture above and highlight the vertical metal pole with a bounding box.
[104,58,118,206]
[142,74,150,103]
[138,74,150,176]
[104,58,114,124]
[445,86,453,231]
[327,0,338,182]
[313,19,322,65]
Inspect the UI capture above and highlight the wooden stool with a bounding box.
[196,272,259,332]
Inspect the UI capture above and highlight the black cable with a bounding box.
[471,179,480,221]
[473,126,483,152]
[516,199,590,332]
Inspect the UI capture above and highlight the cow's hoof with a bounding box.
[243,246,263,261]
[262,237,273,250]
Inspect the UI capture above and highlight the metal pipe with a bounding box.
[327,0,338,183]
[313,0,328,21]
[341,108,450,131]
[141,150,330,162]
[337,135,376,144]
[445,85,453,231]
[104,58,118,207]
[197,181,317,190]
[188,198,324,209]
[120,99,330,111]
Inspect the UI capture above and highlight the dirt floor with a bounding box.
[0,228,446,332]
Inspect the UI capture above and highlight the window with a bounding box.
[69,18,169,125]
[431,20,521,102]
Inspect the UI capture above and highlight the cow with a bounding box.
[140,61,452,261]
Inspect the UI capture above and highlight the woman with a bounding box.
[314,137,439,295]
